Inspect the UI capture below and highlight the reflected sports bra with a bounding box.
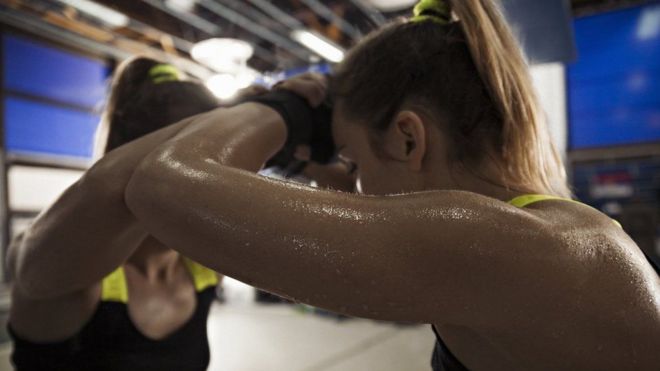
[9,258,218,371]
[431,194,659,371]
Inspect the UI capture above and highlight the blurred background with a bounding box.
[0,0,658,370]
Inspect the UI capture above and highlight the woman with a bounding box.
[8,57,222,371]
[14,0,659,369]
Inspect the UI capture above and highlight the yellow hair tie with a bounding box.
[411,0,451,25]
[149,64,182,84]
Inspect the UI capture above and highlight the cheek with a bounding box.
[354,165,389,195]
[355,177,364,194]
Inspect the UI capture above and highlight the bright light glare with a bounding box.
[363,0,416,11]
[206,74,241,100]
[291,30,345,63]
[237,69,258,88]
[165,0,196,12]
[192,38,254,73]
[59,0,129,28]
[637,5,660,40]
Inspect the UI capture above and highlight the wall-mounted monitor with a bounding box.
[567,4,660,150]
[2,34,109,163]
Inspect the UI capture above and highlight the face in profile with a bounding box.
[332,104,422,196]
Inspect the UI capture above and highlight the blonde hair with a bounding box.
[450,0,570,197]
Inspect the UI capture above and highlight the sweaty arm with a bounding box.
[125,103,553,324]
[10,114,204,299]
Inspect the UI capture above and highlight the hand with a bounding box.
[239,73,335,168]
[274,73,328,107]
[235,85,269,101]
[277,73,334,165]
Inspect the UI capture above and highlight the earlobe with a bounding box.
[395,111,427,172]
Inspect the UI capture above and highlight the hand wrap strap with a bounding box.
[242,90,335,168]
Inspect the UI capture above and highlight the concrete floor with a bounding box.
[207,303,435,371]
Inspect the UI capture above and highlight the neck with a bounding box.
[454,167,525,201]
[125,236,181,282]
[426,160,532,203]
[421,127,538,201]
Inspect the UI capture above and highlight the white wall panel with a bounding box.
[9,166,84,211]
[530,63,568,160]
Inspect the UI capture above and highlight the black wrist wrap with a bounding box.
[243,90,314,167]
[309,99,335,164]
[242,89,336,168]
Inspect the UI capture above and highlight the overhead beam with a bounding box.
[347,0,386,27]
[0,6,212,78]
[197,0,310,62]
[108,0,278,68]
[298,0,362,40]
[140,0,221,36]
[246,0,305,30]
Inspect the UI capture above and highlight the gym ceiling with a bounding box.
[0,0,653,75]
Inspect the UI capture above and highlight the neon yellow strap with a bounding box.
[101,258,217,303]
[508,194,583,208]
[183,258,219,292]
[411,0,451,24]
[101,267,129,303]
[508,194,622,228]
[149,64,182,84]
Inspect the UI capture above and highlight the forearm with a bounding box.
[14,115,197,298]
[127,152,414,319]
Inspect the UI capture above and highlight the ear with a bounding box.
[384,110,427,172]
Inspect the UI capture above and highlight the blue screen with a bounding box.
[4,97,99,159]
[3,34,108,110]
[568,4,660,149]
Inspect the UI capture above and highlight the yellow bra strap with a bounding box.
[101,267,129,303]
[101,259,217,302]
[183,258,219,292]
[507,194,583,208]
[508,194,622,228]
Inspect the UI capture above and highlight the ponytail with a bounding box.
[449,0,569,197]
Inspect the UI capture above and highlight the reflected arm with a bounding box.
[10,116,198,299]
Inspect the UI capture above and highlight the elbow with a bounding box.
[5,235,42,299]
[124,157,158,220]
[11,238,68,299]
[124,148,178,222]
[12,254,59,300]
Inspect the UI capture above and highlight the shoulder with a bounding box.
[381,190,552,247]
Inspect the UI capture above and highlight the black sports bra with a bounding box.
[9,259,218,371]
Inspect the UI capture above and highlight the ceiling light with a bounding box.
[363,0,416,11]
[637,5,660,41]
[58,0,129,28]
[291,30,345,63]
[206,74,242,100]
[192,38,254,73]
[236,68,259,89]
[165,0,197,12]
